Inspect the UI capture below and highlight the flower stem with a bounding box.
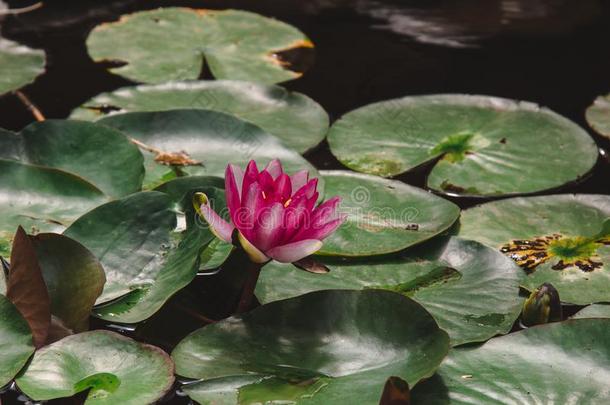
[236,262,262,313]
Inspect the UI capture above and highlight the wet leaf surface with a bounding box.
[316,171,459,256]
[16,330,175,404]
[87,8,313,84]
[173,290,449,405]
[70,80,329,153]
[328,95,598,196]
[412,319,610,404]
[0,294,34,387]
[258,237,523,346]
[457,194,610,304]
[572,303,610,319]
[0,38,45,95]
[586,93,610,139]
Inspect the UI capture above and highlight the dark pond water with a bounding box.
[1,0,609,403]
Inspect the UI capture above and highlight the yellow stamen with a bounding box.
[262,191,267,199]
[284,198,292,208]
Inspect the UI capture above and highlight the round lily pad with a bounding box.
[70,80,328,153]
[586,93,610,139]
[0,159,107,258]
[316,170,459,256]
[16,330,174,404]
[572,304,610,319]
[327,95,598,197]
[98,109,323,192]
[457,194,610,304]
[0,294,34,387]
[0,120,144,198]
[412,319,610,404]
[257,237,523,346]
[87,8,313,85]
[172,290,449,405]
[0,38,45,95]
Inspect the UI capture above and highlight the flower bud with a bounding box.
[521,283,562,327]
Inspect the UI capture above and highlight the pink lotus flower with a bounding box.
[198,159,346,263]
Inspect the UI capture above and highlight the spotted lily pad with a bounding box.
[172,290,449,405]
[572,304,610,319]
[70,80,328,153]
[0,120,144,198]
[412,319,610,404]
[87,8,313,85]
[16,330,174,404]
[0,159,107,257]
[99,109,323,192]
[327,95,598,197]
[586,93,610,139]
[0,38,45,95]
[457,194,610,304]
[257,237,523,346]
[0,294,34,387]
[317,171,459,256]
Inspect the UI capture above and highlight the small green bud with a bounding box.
[521,283,562,327]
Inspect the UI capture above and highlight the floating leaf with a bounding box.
[328,95,598,196]
[0,159,107,257]
[412,319,610,404]
[6,226,50,348]
[30,233,105,332]
[0,120,144,198]
[64,192,176,304]
[99,109,323,191]
[258,237,523,346]
[0,38,45,95]
[198,238,233,271]
[70,80,329,153]
[0,294,34,387]
[586,93,610,139]
[457,194,610,304]
[16,330,175,404]
[317,171,459,256]
[87,8,313,85]
[572,304,610,319]
[173,290,449,405]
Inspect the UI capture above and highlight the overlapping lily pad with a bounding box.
[412,319,610,404]
[172,290,449,405]
[316,171,459,256]
[0,294,34,387]
[327,95,598,197]
[457,194,610,304]
[87,8,313,85]
[258,237,523,345]
[0,159,107,257]
[586,93,610,139]
[70,80,329,153]
[0,38,45,95]
[0,120,144,198]
[16,330,174,404]
[99,109,323,191]
[572,304,610,319]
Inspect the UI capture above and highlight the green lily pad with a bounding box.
[572,304,610,319]
[0,120,144,198]
[98,109,323,192]
[70,80,328,153]
[317,170,459,256]
[87,8,313,85]
[172,290,449,405]
[586,93,610,139]
[327,95,598,197]
[457,194,610,304]
[412,319,610,404]
[0,294,34,387]
[16,330,174,404]
[30,233,106,332]
[0,159,107,257]
[258,237,523,346]
[0,38,45,95]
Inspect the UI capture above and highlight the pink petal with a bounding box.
[257,170,275,196]
[312,197,342,224]
[290,170,309,192]
[274,174,292,203]
[241,160,259,200]
[253,202,285,252]
[292,178,318,201]
[227,164,244,199]
[200,202,234,243]
[225,164,242,224]
[282,197,310,241]
[238,231,269,264]
[299,216,346,241]
[236,182,265,241]
[264,159,284,179]
[267,239,323,263]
